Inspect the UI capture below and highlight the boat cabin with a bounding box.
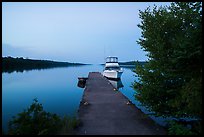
[106,57,118,63]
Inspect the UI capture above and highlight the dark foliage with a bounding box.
[2,56,85,73]
[132,2,202,135]
[8,99,80,135]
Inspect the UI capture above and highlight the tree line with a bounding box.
[2,56,85,73]
[119,61,147,66]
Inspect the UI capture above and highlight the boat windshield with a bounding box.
[105,66,120,70]
[106,57,118,63]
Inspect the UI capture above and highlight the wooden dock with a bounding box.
[75,72,167,135]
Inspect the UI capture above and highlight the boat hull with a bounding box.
[103,70,123,79]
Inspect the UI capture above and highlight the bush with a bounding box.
[8,98,80,135]
[60,115,81,135]
[168,120,201,135]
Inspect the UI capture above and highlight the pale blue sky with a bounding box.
[2,2,171,64]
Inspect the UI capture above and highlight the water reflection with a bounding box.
[107,78,124,89]
[2,64,179,133]
[2,65,87,74]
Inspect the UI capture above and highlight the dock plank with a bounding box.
[76,72,167,135]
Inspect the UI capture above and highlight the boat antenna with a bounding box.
[110,46,113,57]
[103,45,105,64]
[104,45,106,65]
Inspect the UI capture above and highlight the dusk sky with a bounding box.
[2,2,171,64]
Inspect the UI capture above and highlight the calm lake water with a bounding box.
[2,64,168,133]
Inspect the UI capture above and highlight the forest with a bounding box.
[2,56,85,73]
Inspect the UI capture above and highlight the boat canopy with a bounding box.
[106,57,118,63]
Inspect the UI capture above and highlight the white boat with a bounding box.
[103,56,123,79]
